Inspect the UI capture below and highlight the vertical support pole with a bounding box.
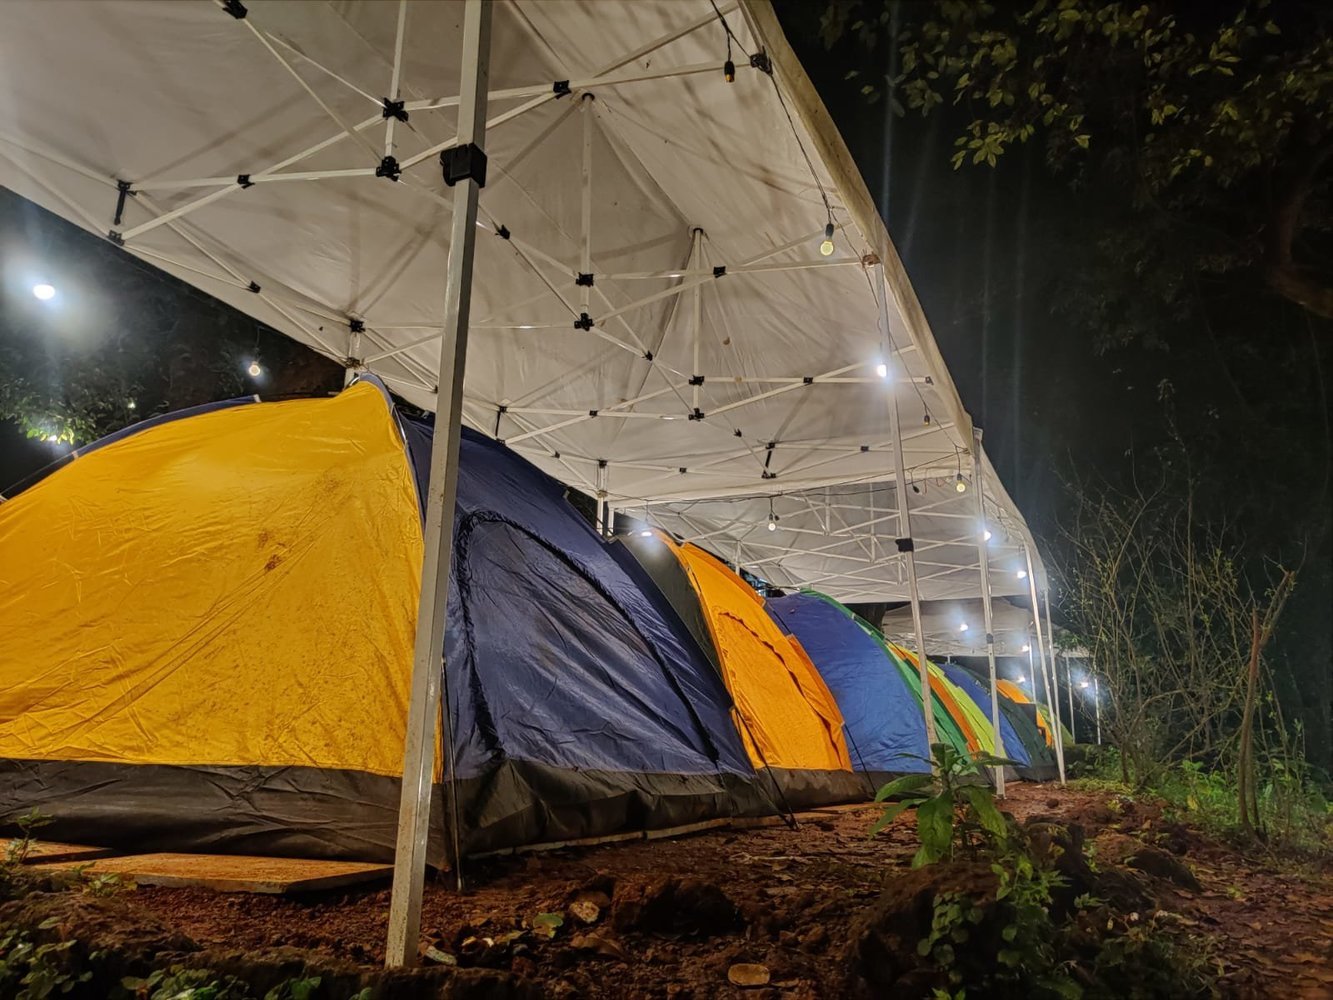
[969,430,1005,794]
[1042,588,1065,750]
[1024,544,1065,784]
[604,501,615,539]
[1065,655,1077,745]
[580,93,594,312]
[690,228,703,413]
[344,328,362,388]
[384,0,492,970]
[875,265,936,752]
[1093,674,1102,744]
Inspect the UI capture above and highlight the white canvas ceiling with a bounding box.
[0,0,1046,601]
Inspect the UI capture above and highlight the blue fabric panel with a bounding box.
[941,664,1032,767]
[766,593,928,774]
[400,418,753,782]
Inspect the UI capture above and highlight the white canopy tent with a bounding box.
[881,596,1039,660]
[0,0,1047,602]
[0,0,1062,961]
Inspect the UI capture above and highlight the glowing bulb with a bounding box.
[1021,644,1031,653]
[959,622,969,632]
[639,529,652,537]
[983,529,992,541]
[955,473,967,493]
[45,434,59,442]
[1016,675,1027,684]
[32,283,55,301]
[127,400,137,411]
[247,361,262,378]
[1016,570,1027,579]
[767,519,777,532]
[875,362,888,379]
[819,221,835,257]
[1079,680,1090,689]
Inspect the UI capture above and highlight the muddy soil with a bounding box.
[39,784,1333,998]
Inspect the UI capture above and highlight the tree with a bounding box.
[0,191,341,461]
[820,0,1333,322]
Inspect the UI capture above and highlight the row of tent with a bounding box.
[0,380,1058,864]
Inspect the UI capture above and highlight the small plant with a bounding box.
[4,809,53,866]
[871,743,1016,867]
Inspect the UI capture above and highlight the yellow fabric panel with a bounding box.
[668,541,851,772]
[997,680,1053,746]
[0,382,423,777]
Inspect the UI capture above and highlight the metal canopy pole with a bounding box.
[1093,674,1103,744]
[1042,588,1066,750]
[385,0,492,969]
[1023,544,1065,784]
[875,265,936,751]
[969,431,1005,794]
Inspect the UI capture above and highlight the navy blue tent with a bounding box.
[941,663,1057,780]
[401,414,769,855]
[765,591,928,783]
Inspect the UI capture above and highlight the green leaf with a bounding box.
[915,791,955,865]
[531,912,564,939]
[1074,134,1090,149]
[961,785,1008,842]
[874,773,934,802]
[869,800,912,837]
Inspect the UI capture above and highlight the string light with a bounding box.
[875,361,888,379]
[1079,680,1090,689]
[819,221,835,257]
[639,529,652,537]
[767,497,779,532]
[958,622,969,632]
[983,529,992,541]
[1016,569,1027,579]
[247,361,262,378]
[955,473,967,493]
[1021,644,1031,653]
[1016,675,1027,683]
[32,283,55,301]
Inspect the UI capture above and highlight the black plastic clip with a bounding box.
[376,156,401,181]
[761,470,777,480]
[247,281,261,294]
[440,144,487,188]
[349,318,365,334]
[924,376,934,385]
[576,272,594,287]
[860,445,870,453]
[688,374,705,386]
[750,49,773,75]
[803,376,814,385]
[236,174,254,189]
[107,230,125,247]
[643,351,654,362]
[985,632,995,644]
[679,467,688,474]
[688,408,705,421]
[589,410,599,418]
[381,98,408,123]
[574,313,594,331]
[222,0,247,19]
[496,224,511,240]
[553,80,571,98]
[733,428,743,437]
[765,441,776,451]
[895,537,914,553]
[552,450,561,460]
[712,265,726,278]
[113,180,133,227]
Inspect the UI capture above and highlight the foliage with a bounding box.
[3,809,52,867]
[871,743,1015,866]
[0,927,91,1000]
[0,191,342,467]
[819,0,1333,321]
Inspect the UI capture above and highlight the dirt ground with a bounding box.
[110,783,1333,999]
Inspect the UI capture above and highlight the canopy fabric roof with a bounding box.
[881,597,1039,658]
[0,0,1045,601]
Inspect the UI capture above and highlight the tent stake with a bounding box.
[385,0,492,969]
[875,264,936,753]
[969,430,1006,795]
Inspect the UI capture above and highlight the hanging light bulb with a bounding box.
[875,361,888,379]
[767,497,778,532]
[1079,680,1090,689]
[983,529,992,541]
[723,58,736,83]
[1016,569,1027,580]
[32,283,55,301]
[955,472,967,493]
[819,221,835,257]
[958,622,969,632]
[1021,644,1031,653]
[767,518,777,531]
[1016,675,1027,684]
[247,361,262,378]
